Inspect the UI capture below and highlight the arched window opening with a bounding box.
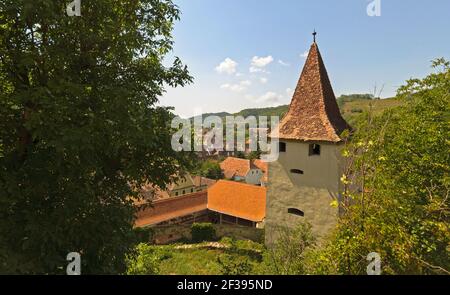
[288,208,304,217]
[290,169,304,174]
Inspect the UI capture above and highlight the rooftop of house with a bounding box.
[273,41,350,142]
[135,173,206,205]
[252,159,268,182]
[192,175,217,188]
[220,157,251,178]
[135,191,208,227]
[207,180,266,222]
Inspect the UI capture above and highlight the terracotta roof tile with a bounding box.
[272,42,350,142]
[207,180,266,222]
[220,157,251,178]
[135,191,207,227]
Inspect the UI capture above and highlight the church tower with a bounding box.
[265,35,351,244]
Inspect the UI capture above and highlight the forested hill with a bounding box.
[188,94,401,126]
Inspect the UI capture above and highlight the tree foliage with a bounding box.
[0,0,192,274]
[126,243,173,275]
[193,159,223,180]
[262,222,316,275]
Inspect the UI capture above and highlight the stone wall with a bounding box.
[143,224,264,245]
[135,191,208,227]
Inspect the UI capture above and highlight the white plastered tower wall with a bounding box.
[264,37,351,245]
[265,140,346,244]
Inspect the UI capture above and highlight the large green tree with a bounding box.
[0,0,192,274]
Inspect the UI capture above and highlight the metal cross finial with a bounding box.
[312,29,317,43]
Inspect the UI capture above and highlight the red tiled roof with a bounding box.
[207,180,266,222]
[220,157,251,178]
[273,42,350,142]
[135,191,207,227]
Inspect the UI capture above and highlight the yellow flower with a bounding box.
[330,200,339,208]
[340,174,350,184]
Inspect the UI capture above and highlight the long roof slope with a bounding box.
[208,180,266,222]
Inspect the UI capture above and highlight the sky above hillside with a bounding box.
[159,0,450,118]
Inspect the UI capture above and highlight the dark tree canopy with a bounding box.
[0,0,192,274]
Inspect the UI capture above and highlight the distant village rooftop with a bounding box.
[220,157,252,179]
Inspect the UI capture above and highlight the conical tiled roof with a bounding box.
[274,42,350,142]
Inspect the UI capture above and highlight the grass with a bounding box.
[129,239,266,275]
[340,97,403,125]
[158,247,224,275]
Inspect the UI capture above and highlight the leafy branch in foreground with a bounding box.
[0,0,192,274]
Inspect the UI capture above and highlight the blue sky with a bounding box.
[160,0,450,118]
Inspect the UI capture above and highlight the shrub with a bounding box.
[262,222,316,274]
[191,223,216,243]
[217,254,253,275]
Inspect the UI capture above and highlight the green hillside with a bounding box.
[234,105,289,118]
[340,96,402,125]
[189,94,402,126]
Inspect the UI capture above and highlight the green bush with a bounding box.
[126,243,163,275]
[217,253,253,275]
[191,223,216,243]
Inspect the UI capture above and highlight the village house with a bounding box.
[219,157,267,186]
[265,36,351,244]
[135,178,267,229]
[135,191,210,227]
[207,180,266,228]
[134,173,217,227]
[252,159,268,186]
[138,173,216,201]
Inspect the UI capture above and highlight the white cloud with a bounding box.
[260,77,268,84]
[244,91,283,106]
[215,58,238,75]
[220,83,244,92]
[251,55,274,68]
[235,72,243,77]
[278,59,290,66]
[244,91,282,105]
[249,66,270,74]
[249,66,262,73]
[220,80,251,93]
[300,51,309,59]
[257,91,283,103]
